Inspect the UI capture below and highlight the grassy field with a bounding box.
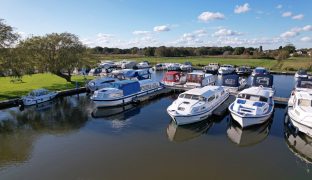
[0,73,93,101]
[96,55,312,72]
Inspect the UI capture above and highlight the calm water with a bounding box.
[0,72,311,180]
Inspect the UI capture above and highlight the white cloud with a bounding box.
[292,14,304,20]
[153,25,170,32]
[280,31,299,38]
[193,29,208,37]
[282,11,292,17]
[303,25,312,31]
[198,11,225,22]
[132,30,150,35]
[214,37,284,46]
[300,37,312,43]
[213,28,242,37]
[234,3,250,14]
[276,4,282,9]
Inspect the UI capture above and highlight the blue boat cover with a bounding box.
[111,80,141,96]
[222,74,239,87]
[251,74,273,88]
[124,69,151,80]
[296,78,312,89]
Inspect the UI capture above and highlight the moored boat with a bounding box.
[22,89,58,106]
[180,62,193,71]
[295,69,309,79]
[167,86,229,125]
[218,64,235,75]
[203,63,219,74]
[236,66,252,75]
[221,74,247,93]
[91,79,163,107]
[86,77,119,92]
[251,67,269,77]
[162,71,186,87]
[228,86,275,128]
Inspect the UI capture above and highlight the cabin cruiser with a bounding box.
[184,72,216,89]
[86,77,119,92]
[221,74,247,93]
[22,89,58,106]
[203,63,219,74]
[228,86,274,128]
[166,120,212,142]
[167,63,181,71]
[236,66,252,75]
[295,69,309,79]
[118,60,137,69]
[88,67,103,76]
[91,79,163,107]
[287,79,312,137]
[218,64,235,75]
[251,67,269,77]
[167,86,229,125]
[153,63,167,71]
[99,61,117,69]
[109,69,151,81]
[180,62,193,71]
[162,71,186,87]
[136,61,151,69]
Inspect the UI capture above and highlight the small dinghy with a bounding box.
[22,89,58,106]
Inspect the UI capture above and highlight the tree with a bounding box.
[283,44,296,54]
[276,50,289,60]
[18,33,87,82]
[233,47,245,55]
[0,19,19,48]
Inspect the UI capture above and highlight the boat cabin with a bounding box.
[28,89,52,97]
[185,72,215,88]
[295,78,312,89]
[162,71,185,86]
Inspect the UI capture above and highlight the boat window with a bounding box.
[179,94,185,98]
[259,96,268,102]
[166,75,174,81]
[191,95,200,100]
[199,96,206,101]
[184,94,192,99]
[221,90,224,95]
[208,95,215,102]
[298,99,312,107]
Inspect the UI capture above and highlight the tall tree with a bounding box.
[19,33,87,82]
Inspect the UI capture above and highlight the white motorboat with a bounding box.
[203,63,219,74]
[167,63,181,71]
[288,86,312,137]
[295,69,309,79]
[218,64,235,75]
[184,72,216,89]
[167,86,229,125]
[86,77,119,92]
[91,79,163,107]
[180,62,193,71]
[136,61,151,69]
[228,86,275,128]
[221,74,247,93]
[22,89,58,106]
[153,63,167,71]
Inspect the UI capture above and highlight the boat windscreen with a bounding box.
[238,94,267,102]
[179,94,203,100]
[187,74,203,83]
[298,99,312,107]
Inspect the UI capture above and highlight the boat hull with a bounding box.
[22,93,57,106]
[92,87,163,108]
[167,93,229,125]
[230,111,272,128]
[288,109,312,137]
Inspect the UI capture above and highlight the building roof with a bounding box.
[183,86,223,98]
[239,87,271,98]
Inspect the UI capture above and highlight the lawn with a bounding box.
[0,73,93,101]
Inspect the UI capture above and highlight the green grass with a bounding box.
[0,73,93,101]
[96,55,312,71]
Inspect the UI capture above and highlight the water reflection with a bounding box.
[167,120,213,142]
[0,95,91,167]
[91,104,139,120]
[285,115,312,169]
[227,119,272,147]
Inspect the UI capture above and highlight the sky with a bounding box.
[1,0,312,49]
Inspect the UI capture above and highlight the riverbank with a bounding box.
[0,73,93,101]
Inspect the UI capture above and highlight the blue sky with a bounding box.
[1,0,311,49]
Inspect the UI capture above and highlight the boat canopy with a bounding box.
[110,80,140,96]
[29,89,51,96]
[239,87,270,98]
[182,86,223,98]
[251,74,273,88]
[296,78,312,89]
[124,69,151,80]
[163,71,182,82]
[222,74,239,87]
